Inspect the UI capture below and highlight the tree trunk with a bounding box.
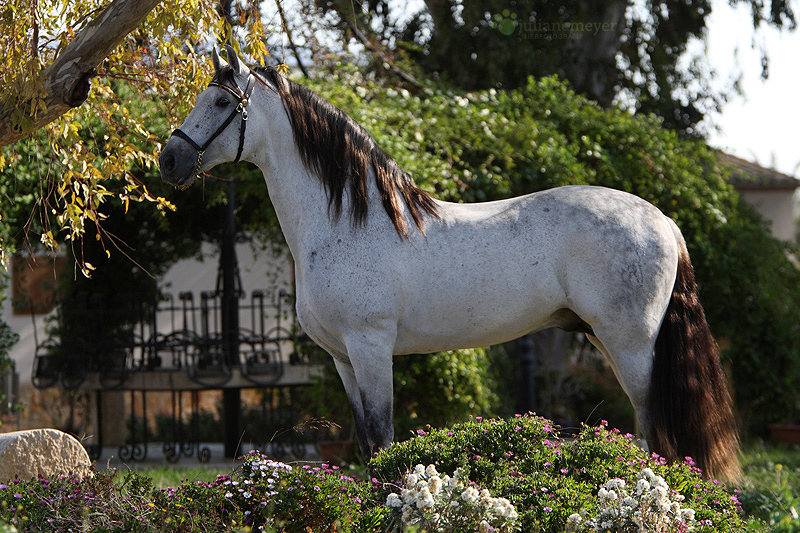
[561,0,629,106]
[0,0,162,147]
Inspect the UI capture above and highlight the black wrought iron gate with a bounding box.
[31,287,323,462]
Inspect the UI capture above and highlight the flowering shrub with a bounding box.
[567,468,696,532]
[0,453,379,532]
[221,451,380,532]
[385,463,518,532]
[371,414,750,532]
[0,416,784,532]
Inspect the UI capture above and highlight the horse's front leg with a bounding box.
[334,330,395,457]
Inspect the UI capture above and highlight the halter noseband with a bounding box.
[170,72,257,185]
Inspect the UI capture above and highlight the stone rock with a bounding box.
[0,429,92,482]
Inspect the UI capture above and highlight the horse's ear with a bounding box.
[224,44,248,76]
[212,47,227,75]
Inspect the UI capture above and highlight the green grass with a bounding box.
[738,441,800,532]
[129,465,229,490]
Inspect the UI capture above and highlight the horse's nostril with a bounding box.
[161,152,175,174]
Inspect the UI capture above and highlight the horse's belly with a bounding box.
[393,283,559,354]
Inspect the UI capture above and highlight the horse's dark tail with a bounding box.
[649,223,740,482]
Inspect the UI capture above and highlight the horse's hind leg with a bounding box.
[585,332,655,442]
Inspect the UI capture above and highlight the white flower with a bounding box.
[429,475,442,495]
[566,513,583,532]
[447,474,461,490]
[605,478,626,490]
[479,520,491,533]
[386,493,403,508]
[416,486,435,509]
[577,469,697,533]
[461,487,480,504]
[387,465,517,530]
[493,499,518,520]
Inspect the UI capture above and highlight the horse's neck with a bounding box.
[253,156,330,255]
[247,90,403,257]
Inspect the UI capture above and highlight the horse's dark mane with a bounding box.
[213,65,439,237]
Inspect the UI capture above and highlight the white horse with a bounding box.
[160,46,739,480]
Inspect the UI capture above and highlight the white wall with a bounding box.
[738,189,798,242]
[1,243,293,389]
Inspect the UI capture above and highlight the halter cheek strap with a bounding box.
[170,72,257,178]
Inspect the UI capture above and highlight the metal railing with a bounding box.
[31,288,313,391]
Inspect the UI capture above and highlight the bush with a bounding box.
[371,414,750,532]
[0,414,766,532]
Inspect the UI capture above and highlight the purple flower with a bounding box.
[544,506,553,512]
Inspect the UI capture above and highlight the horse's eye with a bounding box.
[216,97,230,108]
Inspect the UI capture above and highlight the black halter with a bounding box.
[170,72,257,181]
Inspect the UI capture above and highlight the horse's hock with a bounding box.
[0,429,92,482]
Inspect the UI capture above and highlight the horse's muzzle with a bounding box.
[159,137,199,189]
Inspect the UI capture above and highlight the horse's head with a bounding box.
[160,45,259,189]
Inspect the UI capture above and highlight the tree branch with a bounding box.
[274,0,310,78]
[0,0,162,148]
[343,19,421,88]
